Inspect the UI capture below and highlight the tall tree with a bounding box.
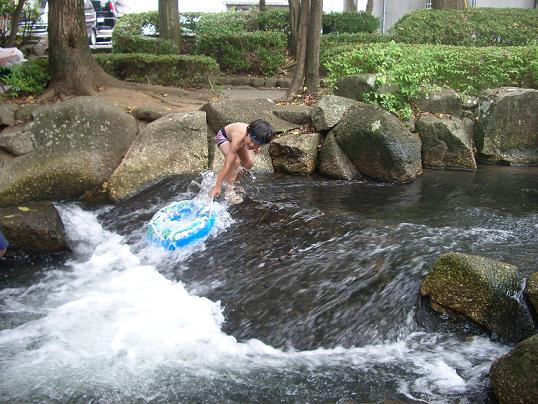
[286,0,322,98]
[158,0,180,48]
[343,0,356,12]
[288,0,301,59]
[6,0,26,46]
[366,0,373,14]
[432,0,467,9]
[259,0,266,12]
[48,0,114,96]
[305,0,322,91]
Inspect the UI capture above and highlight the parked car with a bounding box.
[21,0,114,47]
[90,0,118,45]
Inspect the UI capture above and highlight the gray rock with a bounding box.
[0,103,16,127]
[276,79,290,89]
[318,132,362,180]
[333,73,377,102]
[412,88,463,118]
[272,105,312,125]
[332,103,422,183]
[490,334,538,404]
[201,98,299,135]
[0,149,15,168]
[14,104,43,123]
[107,111,208,202]
[132,106,172,122]
[416,114,477,170]
[231,77,251,86]
[476,87,538,164]
[311,95,358,132]
[211,145,273,174]
[0,97,137,206]
[525,272,538,320]
[461,95,479,110]
[264,78,278,88]
[0,202,69,254]
[269,132,321,175]
[421,252,535,342]
[0,124,35,156]
[250,78,265,88]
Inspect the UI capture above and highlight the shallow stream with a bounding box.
[1,166,537,403]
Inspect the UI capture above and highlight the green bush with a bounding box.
[113,34,179,54]
[254,9,289,32]
[391,8,538,47]
[196,9,288,35]
[324,42,538,118]
[95,53,219,87]
[322,11,379,34]
[0,58,50,98]
[196,31,287,75]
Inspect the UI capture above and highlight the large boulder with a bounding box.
[107,112,208,202]
[311,95,358,132]
[416,114,477,170]
[0,97,137,206]
[0,103,16,127]
[318,133,362,180]
[412,88,463,118]
[0,125,35,156]
[269,132,321,175]
[0,202,69,254]
[421,252,535,342]
[332,103,422,183]
[0,150,15,168]
[525,272,538,320]
[333,73,377,102]
[201,99,299,134]
[489,334,538,404]
[475,87,538,164]
[272,105,312,125]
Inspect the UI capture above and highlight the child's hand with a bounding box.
[210,185,221,198]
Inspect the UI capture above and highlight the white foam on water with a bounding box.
[0,205,510,401]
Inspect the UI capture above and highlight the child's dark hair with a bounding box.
[247,119,273,145]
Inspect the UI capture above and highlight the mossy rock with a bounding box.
[490,334,538,404]
[421,252,535,342]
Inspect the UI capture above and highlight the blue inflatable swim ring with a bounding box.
[146,200,216,250]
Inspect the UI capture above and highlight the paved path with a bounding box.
[221,85,287,101]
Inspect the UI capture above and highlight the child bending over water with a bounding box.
[210,119,273,202]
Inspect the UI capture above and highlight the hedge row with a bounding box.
[95,53,219,87]
[323,42,538,118]
[196,31,287,76]
[391,8,538,47]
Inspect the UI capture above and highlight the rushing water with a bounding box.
[0,166,537,403]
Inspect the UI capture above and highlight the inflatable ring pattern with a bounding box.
[146,200,216,250]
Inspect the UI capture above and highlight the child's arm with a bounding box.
[211,141,240,198]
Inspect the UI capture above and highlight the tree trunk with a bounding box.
[158,0,181,48]
[289,0,301,59]
[48,0,114,96]
[343,0,356,12]
[366,0,373,14]
[305,0,322,92]
[259,0,267,11]
[432,0,467,9]
[6,0,26,47]
[286,0,310,99]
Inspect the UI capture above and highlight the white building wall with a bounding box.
[474,0,535,7]
[373,0,426,34]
